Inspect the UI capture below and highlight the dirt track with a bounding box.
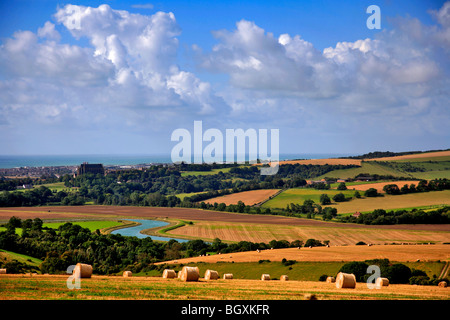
[1,206,449,232]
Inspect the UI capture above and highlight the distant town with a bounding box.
[0,162,171,180]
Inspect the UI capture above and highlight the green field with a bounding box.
[16,182,78,193]
[160,260,445,281]
[262,188,450,214]
[261,188,358,209]
[0,249,43,267]
[174,191,207,200]
[315,162,410,179]
[0,220,123,234]
[180,167,232,176]
[315,158,450,180]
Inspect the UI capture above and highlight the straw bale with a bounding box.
[261,274,270,281]
[123,271,132,277]
[163,269,177,279]
[335,272,356,289]
[326,276,335,283]
[0,269,6,274]
[180,266,199,282]
[205,269,219,280]
[376,277,389,287]
[438,281,447,287]
[280,275,289,281]
[75,263,92,278]
[223,273,233,280]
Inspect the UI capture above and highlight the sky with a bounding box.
[0,0,449,157]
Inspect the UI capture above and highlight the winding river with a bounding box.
[111,219,189,243]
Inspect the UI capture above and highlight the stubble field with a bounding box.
[0,273,448,300]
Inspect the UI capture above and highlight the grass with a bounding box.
[16,182,78,193]
[167,261,346,281]
[0,220,123,234]
[261,188,359,209]
[322,190,450,214]
[0,249,43,267]
[174,191,207,200]
[261,186,450,214]
[315,162,410,179]
[180,167,232,176]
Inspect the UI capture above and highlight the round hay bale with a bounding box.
[180,266,199,282]
[177,271,182,278]
[75,263,92,278]
[326,276,335,283]
[0,269,6,274]
[163,269,176,279]
[261,274,270,281]
[335,272,356,289]
[223,273,233,280]
[204,269,219,280]
[280,275,289,281]
[123,271,132,277]
[438,281,447,288]
[376,277,389,287]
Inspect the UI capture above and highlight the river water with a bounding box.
[111,219,189,243]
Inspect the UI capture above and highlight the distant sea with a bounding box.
[0,153,355,169]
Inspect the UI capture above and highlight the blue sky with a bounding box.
[0,0,449,156]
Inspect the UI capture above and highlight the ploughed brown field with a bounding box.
[1,206,449,232]
[203,189,281,206]
[158,245,450,265]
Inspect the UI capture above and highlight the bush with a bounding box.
[319,274,328,281]
[355,241,367,245]
[386,263,411,284]
[281,258,297,266]
[338,261,369,282]
[304,239,323,247]
[364,188,378,197]
[319,194,331,205]
[337,182,347,190]
[409,276,430,285]
[332,193,346,202]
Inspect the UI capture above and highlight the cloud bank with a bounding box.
[0,3,449,154]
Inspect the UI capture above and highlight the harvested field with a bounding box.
[348,181,422,193]
[203,189,281,206]
[0,274,448,300]
[167,220,450,245]
[256,158,362,166]
[159,244,450,264]
[366,150,450,162]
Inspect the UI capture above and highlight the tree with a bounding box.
[386,263,411,284]
[319,194,331,205]
[383,184,401,195]
[322,207,337,221]
[337,182,347,190]
[364,188,378,197]
[338,261,369,282]
[332,193,346,202]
